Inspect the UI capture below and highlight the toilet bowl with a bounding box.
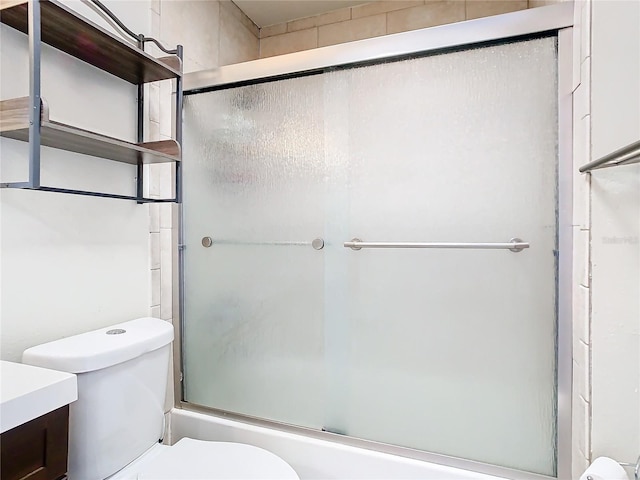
[22,317,299,480]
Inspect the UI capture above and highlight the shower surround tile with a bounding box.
[260,23,287,38]
[160,0,220,71]
[351,1,423,19]
[149,203,160,233]
[318,14,387,47]
[150,232,161,270]
[288,7,352,32]
[386,2,465,34]
[261,28,318,58]
[151,268,161,307]
[220,2,261,66]
[465,0,527,20]
[149,83,160,124]
[573,386,591,458]
[220,0,260,38]
[160,228,173,321]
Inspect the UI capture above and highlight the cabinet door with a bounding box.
[1,406,69,480]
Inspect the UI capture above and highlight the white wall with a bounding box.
[589,0,640,463]
[0,1,153,362]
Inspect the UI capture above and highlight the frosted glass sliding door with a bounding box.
[182,37,559,475]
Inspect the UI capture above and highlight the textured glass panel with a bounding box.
[182,76,328,427]
[331,38,558,476]
[182,37,558,475]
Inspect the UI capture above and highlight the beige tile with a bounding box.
[387,2,464,34]
[149,83,160,124]
[318,14,386,48]
[571,384,590,462]
[260,28,318,58]
[578,228,591,288]
[219,0,260,38]
[142,164,151,197]
[288,7,352,32]
[149,203,160,233]
[151,0,160,14]
[148,120,160,142]
[160,204,173,231]
[182,55,205,75]
[573,114,591,230]
[572,2,582,92]
[573,280,590,347]
[572,451,589,480]
[575,340,591,402]
[150,232,161,269]
[529,0,564,7]
[580,58,591,103]
[220,4,260,66]
[150,305,161,318]
[151,10,160,37]
[159,163,174,203]
[288,15,318,32]
[160,228,173,320]
[317,7,352,26]
[151,268,161,307]
[164,363,174,413]
[158,80,172,138]
[149,164,161,199]
[160,0,219,70]
[465,0,527,20]
[260,23,287,38]
[574,65,591,120]
[580,0,590,62]
[352,1,423,19]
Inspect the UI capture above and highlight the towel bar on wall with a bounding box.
[579,138,640,172]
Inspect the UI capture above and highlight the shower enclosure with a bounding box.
[178,6,573,479]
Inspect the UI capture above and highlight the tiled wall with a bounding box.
[144,0,259,413]
[571,0,592,476]
[259,0,564,58]
[572,0,640,475]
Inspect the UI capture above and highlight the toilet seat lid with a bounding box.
[137,438,299,479]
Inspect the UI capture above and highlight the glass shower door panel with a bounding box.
[182,77,328,428]
[338,38,558,475]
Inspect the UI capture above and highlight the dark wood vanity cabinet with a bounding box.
[1,405,69,480]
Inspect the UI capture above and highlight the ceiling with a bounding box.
[234,0,369,28]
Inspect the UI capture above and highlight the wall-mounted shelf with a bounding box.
[579,139,640,173]
[0,97,180,166]
[0,0,181,84]
[0,0,184,203]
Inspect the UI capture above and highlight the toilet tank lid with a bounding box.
[22,318,174,374]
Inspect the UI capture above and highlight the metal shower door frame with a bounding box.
[174,4,574,479]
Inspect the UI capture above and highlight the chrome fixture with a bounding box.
[579,138,640,172]
[200,237,324,249]
[344,238,529,253]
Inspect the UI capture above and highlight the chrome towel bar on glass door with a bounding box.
[343,238,530,253]
[201,237,325,250]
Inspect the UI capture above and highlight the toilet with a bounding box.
[22,317,299,480]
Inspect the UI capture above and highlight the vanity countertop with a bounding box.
[0,360,77,433]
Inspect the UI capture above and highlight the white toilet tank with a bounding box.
[23,318,174,480]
